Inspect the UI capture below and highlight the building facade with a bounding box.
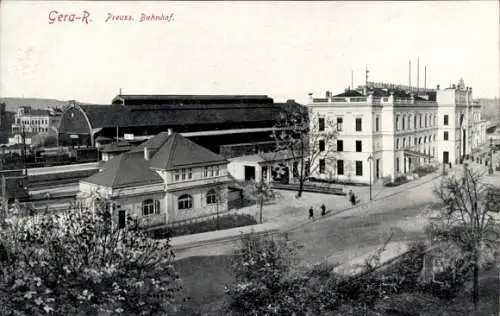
[9,106,62,146]
[308,79,487,184]
[78,131,231,228]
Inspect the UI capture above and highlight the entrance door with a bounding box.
[244,166,256,181]
[443,151,449,164]
[118,210,126,229]
[375,159,380,179]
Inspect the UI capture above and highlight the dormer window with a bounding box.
[174,170,180,181]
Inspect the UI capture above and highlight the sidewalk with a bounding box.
[169,170,444,251]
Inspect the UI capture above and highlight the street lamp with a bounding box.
[367,153,373,201]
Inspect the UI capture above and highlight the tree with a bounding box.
[428,165,500,310]
[272,105,338,198]
[225,232,300,315]
[0,201,182,315]
[241,180,276,224]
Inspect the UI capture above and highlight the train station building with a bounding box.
[307,79,487,184]
[58,94,304,158]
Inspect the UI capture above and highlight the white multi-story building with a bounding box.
[9,106,62,146]
[308,79,487,184]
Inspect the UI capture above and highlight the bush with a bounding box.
[308,177,369,187]
[414,165,438,177]
[384,175,409,187]
[150,214,257,239]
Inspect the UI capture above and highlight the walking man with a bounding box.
[308,206,314,220]
[321,204,326,216]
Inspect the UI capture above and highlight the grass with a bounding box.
[150,213,257,239]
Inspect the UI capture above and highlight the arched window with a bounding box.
[206,189,217,205]
[408,115,411,130]
[424,136,427,143]
[142,199,160,216]
[396,115,400,131]
[403,137,406,148]
[402,115,406,130]
[419,137,422,144]
[396,139,400,149]
[414,137,417,145]
[178,194,193,210]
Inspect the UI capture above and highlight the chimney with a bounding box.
[452,84,456,89]
[308,93,313,103]
[144,147,150,161]
[436,84,440,90]
[167,128,173,135]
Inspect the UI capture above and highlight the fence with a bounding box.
[271,182,345,195]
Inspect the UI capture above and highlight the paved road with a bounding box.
[174,173,445,262]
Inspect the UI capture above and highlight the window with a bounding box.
[396,158,400,173]
[178,194,193,210]
[403,137,406,148]
[433,134,436,142]
[396,139,400,149]
[375,116,380,132]
[355,118,362,131]
[337,140,343,152]
[414,116,417,129]
[174,170,180,181]
[209,166,214,177]
[337,160,344,175]
[355,161,363,176]
[408,116,411,130]
[215,166,220,176]
[188,168,192,179]
[355,140,362,152]
[318,117,325,131]
[319,159,326,174]
[425,115,427,128]
[433,115,436,126]
[181,168,187,180]
[419,115,422,128]
[319,139,325,152]
[206,189,217,204]
[142,199,160,216]
[396,115,400,131]
[402,115,406,130]
[337,117,343,131]
[444,114,449,126]
[444,131,449,141]
[204,166,208,177]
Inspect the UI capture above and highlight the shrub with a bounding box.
[150,214,257,239]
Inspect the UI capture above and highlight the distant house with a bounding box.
[228,150,302,184]
[78,130,231,228]
[9,106,62,146]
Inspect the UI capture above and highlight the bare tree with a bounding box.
[429,165,500,310]
[241,180,275,224]
[272,106,338,198]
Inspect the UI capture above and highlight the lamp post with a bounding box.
[367,153,373,201]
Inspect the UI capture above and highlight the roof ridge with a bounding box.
[111,154,127,188]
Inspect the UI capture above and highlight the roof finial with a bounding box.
[119,88,123,95]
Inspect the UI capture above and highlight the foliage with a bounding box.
[240,180,277,223]
[271,105,338,197]
[384,175,409,187]
[429,165,500,309]
[150,214,257,239]
[0,202,181,315]
[413,165,438,177]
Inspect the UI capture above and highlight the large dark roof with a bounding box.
[70,100,285,129]
[112,94,274,106]
[84,132,227,188]
[132,132,228,170]
[84,151,163,189]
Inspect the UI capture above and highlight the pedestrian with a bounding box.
[321,204,326,216]
[308,206,314,220]
[448,162,452,169]
[350,192,356,206]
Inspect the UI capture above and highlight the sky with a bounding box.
[1,1,499,105]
